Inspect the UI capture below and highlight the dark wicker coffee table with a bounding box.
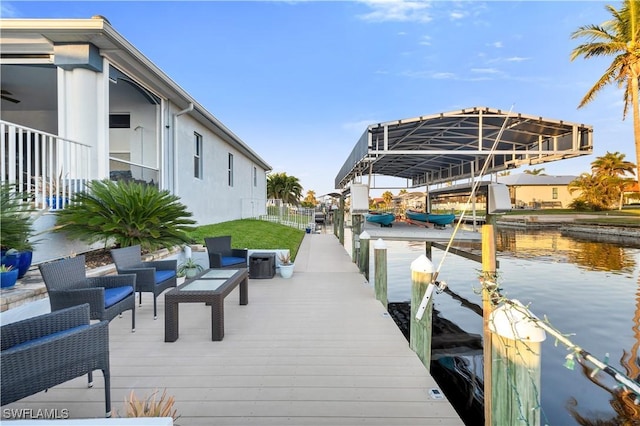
[164,268,248,342]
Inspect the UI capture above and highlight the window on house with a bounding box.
[109,114,130,129]
[228,153,234,186]
[253,167,257,187]
[194,133,203,179]
[552,187,558,199]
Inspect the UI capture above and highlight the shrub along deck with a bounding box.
[1,234,463,425]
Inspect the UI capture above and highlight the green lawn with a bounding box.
[187,219,306,260]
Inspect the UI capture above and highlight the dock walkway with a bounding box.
[1,233,463,425]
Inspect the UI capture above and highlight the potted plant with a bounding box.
[36,171,69,210]
[0,183,36,278]
[278,252,294,279]
[177,257,204,279]
[0,264,19,288]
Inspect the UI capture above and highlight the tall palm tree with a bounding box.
[266,172,303,206]
[570,0,640,181]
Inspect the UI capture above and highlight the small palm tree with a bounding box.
[571,0,640,182]
[524,168,546,175]
[591,151,636,209]
[55,180,196,251]
[568,173,610,210]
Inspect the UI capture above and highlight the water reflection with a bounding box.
[392,228,640,425]
[495,229,637,273]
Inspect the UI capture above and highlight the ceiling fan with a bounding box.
[1,89,21,103]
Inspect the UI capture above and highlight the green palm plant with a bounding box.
[568,172,611,210]
[0,183,35,251]
[55,180,196,251]
[571,0,640,182]
[267,172,303,205]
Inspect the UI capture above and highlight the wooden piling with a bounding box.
[410,255,434,369]
[351,214,362,264]
[481,225,496,426]
[359,231,370,281]
[489,301,546,426]
[373,238,387,309]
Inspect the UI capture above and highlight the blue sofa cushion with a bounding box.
[221,256,245,267]
[9,325,90,351]
[104,285,134,308]
[155,270,176,284]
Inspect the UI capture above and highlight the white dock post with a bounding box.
[373,238,387,309]
[410,255,434,369]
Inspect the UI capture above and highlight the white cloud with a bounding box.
[450,10,466,20]
[506,56,529,62]
[419,35,432,46]
[432,72,456,79]
[491,41,503,48]
[357,0,433,23]
[0,3,19,18]
[471,68,500,74]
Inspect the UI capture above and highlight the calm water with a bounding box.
[374,228,640,425]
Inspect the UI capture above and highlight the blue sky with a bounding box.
[2,1,635,197]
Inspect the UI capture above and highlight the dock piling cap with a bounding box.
[489,300,546,342]
[411,255,434,273]
[373,238,386,249]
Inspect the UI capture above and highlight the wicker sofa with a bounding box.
[0,304,112,417]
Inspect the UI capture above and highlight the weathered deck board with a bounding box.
[2,234,463,425]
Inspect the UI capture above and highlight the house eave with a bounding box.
[0,17,272,172]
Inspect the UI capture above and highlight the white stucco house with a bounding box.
[0,16,271,263]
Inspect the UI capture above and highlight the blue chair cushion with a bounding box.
[9,325,90,351]
[155,270,176,284]
[221,256,246,267]
[104,285,134,308]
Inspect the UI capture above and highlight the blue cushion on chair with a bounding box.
[221,256,245,267]
[8,325,89,351]
[155,270,176,284]
[104,286,134,308]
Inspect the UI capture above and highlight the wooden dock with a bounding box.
[1,234,464,425]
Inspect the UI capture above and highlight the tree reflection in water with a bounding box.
[567,280,640,425]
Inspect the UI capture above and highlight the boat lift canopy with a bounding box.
[335,106,593,190]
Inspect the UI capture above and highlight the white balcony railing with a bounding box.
[1,120,92,210]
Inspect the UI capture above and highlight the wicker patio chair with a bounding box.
[110,245,177,319]
[39,255,136,332]
[1,304,112,417]
[205,236,248,269]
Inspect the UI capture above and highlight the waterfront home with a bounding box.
[497,173,577,209]
[0,16,271,261]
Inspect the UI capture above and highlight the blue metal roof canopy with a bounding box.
[335,106,593,190]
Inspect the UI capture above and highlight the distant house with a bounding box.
[497,174,578,209]
[0,17,271,226]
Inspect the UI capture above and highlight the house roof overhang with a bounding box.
[335,107,593,191]
[0,17,272,172]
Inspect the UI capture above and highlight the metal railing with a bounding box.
[1,120,92,210]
